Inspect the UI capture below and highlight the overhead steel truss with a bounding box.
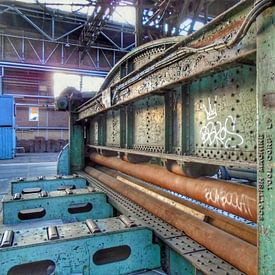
[0,2,135,75]
[0,33,125,76]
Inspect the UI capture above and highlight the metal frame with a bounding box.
[0,3,135,75]
[0,218,160,275]
[0,4,135,43]
[69,1,275,273]
[0,34,121,76]
[2,188,113,224]
[10,176,87,195]
[76,0,257,176]
[81,172,245,274]
[257,6,275,274]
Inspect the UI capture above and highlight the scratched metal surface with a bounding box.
[109,10,256,108]
[256,6,275,274]
[133,95,165,152]
[77,1,258,173]
[10,176,87,195]
[2,189,113,225]
[89,118,99,145]
[133,44,167,71]
[77,2,256,121]
[106,109,121,147]
[0,218,160,275]
[172,88,184,155]
[87,66,257,168]
[190,65,256,163]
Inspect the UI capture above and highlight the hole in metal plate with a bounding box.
[57,185,76,191]
[22,187,42,194]
[93,245,131,265]
[68,203,93,214]
[18,208,46,220]
[8,260,56,275]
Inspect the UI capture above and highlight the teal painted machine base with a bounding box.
[0,217,160,275]
[2,188,113,225]
[10,175,87,195]
[0,176,244,274]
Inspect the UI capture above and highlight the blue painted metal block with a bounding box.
[10,176,87,195]
[0,218,160,275]
[0,95,15,126]
[169,249,196,274]
[0,127,15,159]
[2,188,113,224]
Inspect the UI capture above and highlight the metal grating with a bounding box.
[79,172,243,275]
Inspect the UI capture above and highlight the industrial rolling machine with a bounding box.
[1,0,275,274]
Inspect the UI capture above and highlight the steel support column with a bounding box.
[70,113,84,172]
[135,0,143,46]
[164,91,173,153]
[126,104,134,149]
[257,5,275,274]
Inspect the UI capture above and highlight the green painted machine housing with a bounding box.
[88,65,256,165]
[62,1,275,273]
[2,189,113,224]
[1,175,245,275]
[75,1,258,177]
[0,218,161,275]
[10,176,87,195]
[257,6,275,274]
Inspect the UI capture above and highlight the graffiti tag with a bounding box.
[200,97,244,148]
[205,187,254,218]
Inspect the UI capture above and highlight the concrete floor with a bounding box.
[0,153,59,198]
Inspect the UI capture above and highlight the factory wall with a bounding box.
[2,68,68,152]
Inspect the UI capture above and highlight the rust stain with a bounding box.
[191,19,244,48]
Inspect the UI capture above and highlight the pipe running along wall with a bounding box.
[85,167,257,275]
[89,152,257,222]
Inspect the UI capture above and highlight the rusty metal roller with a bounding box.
[85,167,257,275]
[89,152,257,222]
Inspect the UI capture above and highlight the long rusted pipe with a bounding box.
[97,166,257,246]
[90,152,257,222]
[85,167,257,275]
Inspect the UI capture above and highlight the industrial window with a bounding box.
[29,107,39,121]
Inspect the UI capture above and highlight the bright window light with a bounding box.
[194,21,204,31]
[179,18,205,34]
[14,0,94,14]
[111,6,136,25]
[53,73,104,97]
[14,1,135,24]
[82,76,104,92]
[14,0,36,2]
[180,18,192,29]
[53,73,80,97]
[179,30,188,36]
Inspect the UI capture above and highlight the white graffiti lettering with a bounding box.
[200,97,244,148]
[200,115,244,148]
[204,187,253,218]
[203,96,218,120]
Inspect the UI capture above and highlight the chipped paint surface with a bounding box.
[0,218,160,274]
[3,184,113,224]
